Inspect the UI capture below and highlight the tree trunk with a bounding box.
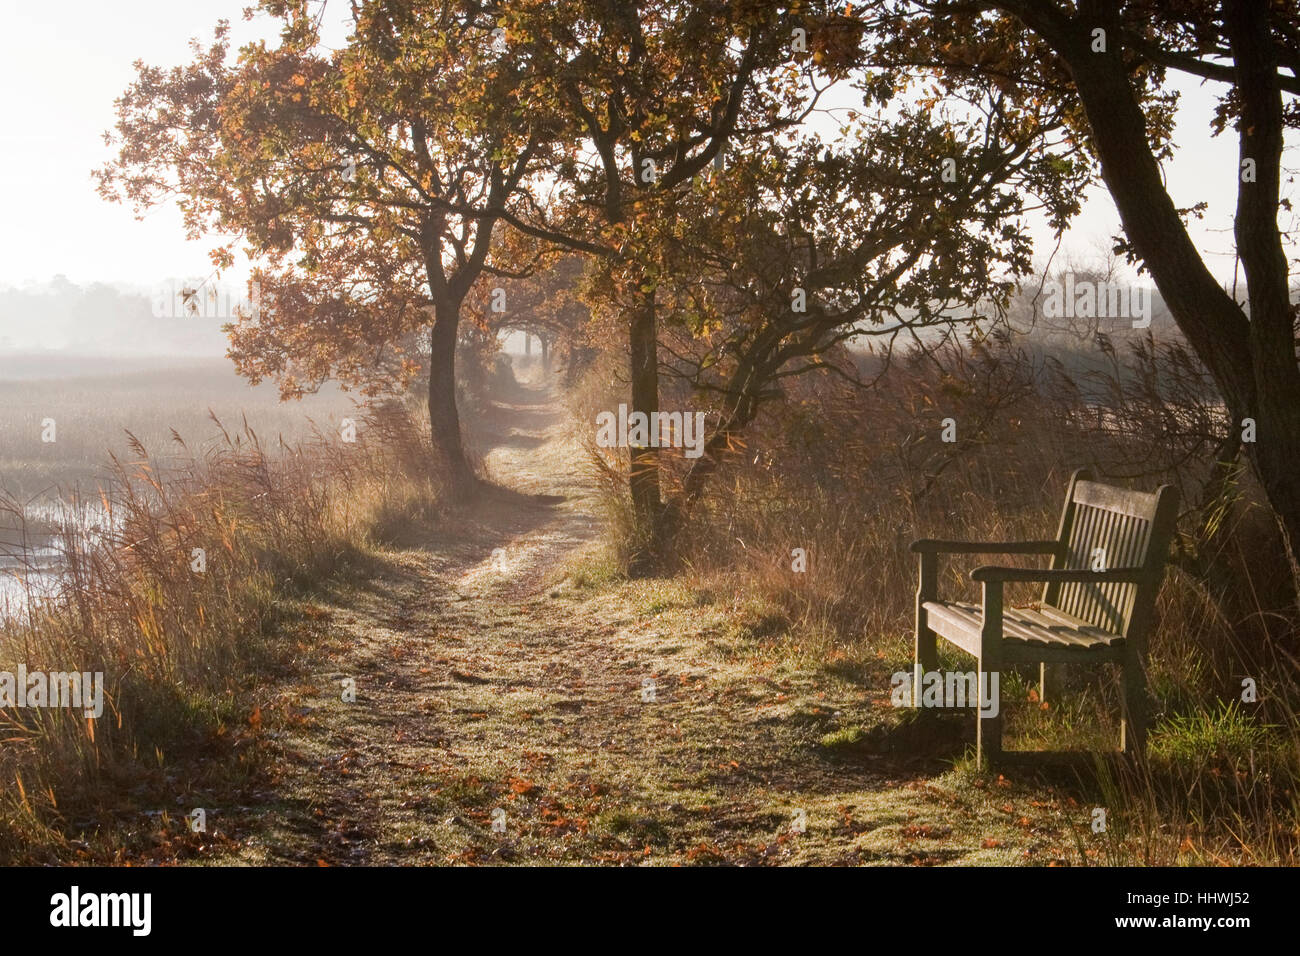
[659,348,767,550]
[1224,0,1300,590]
[428,301,478,499]
[563,343,596,388]
[628,288,662,574]
[1053,6,1300,603]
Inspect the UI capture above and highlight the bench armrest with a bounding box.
[970,566,1146,583]
[911,539,1062,556]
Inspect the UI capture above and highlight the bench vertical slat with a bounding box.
[1060,503,1098,620]
[1098,507,1120,627]
[1095,510,1117,629]
[1088,506,1115,626]
[1041,468,1091,704]
[1125,517,1154,624]
[1043,468,1091,611]
[1077,505,1100,620]
[1100,513,1124,631]
[1057,496,1158,636]
[1114,513,1147,629]
[1098,508,1124,631]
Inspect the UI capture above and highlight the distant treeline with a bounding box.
[0,276,229,355]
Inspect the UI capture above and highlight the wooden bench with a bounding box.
[911,468,1178,765]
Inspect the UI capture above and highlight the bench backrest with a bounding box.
[1043,468,1179,641]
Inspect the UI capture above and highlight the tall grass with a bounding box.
[0,399,445,861]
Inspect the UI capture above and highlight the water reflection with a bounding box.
[0,497,113,622]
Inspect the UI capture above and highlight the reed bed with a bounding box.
[0,399,444,861]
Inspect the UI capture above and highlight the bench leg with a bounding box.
[1120,653,1148,756]
[977,656,1002,767]
[1039,662,1058,705]
[914,622,938,707]
[914,552,938,705]
[977,580,1003,768]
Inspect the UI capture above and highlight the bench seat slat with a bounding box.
[923,600,1124,652]
[1035,603,1122,639]
[1015,606,1116,646]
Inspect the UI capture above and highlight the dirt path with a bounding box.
[221,382,1066,866]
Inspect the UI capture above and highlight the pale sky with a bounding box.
[0,0,1287,292]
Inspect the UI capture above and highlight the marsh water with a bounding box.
[0,352,359,624]
[0,497,113,621]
